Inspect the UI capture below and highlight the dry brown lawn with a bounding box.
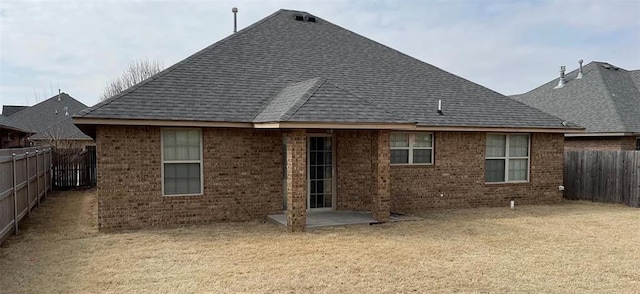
[1,190,639,293]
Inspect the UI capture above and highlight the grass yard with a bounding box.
[1,190,639,293]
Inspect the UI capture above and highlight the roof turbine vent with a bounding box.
[293,14,304,21]
[576,59,584,79]
[554,66,566,89]
[305,15,316,22]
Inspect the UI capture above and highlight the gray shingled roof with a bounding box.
[254,77,407,123]
[2,106,29,117]
[78,9,573,130]
[6,93,92,140]
[0,115,32,133]
[512,62,640,133]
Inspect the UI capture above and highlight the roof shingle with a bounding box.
[512,62,640,133]
[6,93,92,140]
[78,9,572,130]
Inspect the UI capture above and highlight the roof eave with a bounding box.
[0,124,34,134]
[254,121,417,130]
[75,117,588,133]
[415,125,585,134]
[565,132,638,137]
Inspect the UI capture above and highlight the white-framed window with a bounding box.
[390,132,434,165]
[636,137,640,150]
[485,134,530,183]
[161,129,203,196]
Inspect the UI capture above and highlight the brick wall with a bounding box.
[98,126,566,230]
[285,130,307,232]
[390,132,564,212]
[335,130,373,211]
[565,136,637,151]
[97,126,283,231]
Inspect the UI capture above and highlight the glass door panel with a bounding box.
[308,136,333,209]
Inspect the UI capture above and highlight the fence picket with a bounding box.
[52,147,96,189]
[0,147,52,244]
[564,150,640,207]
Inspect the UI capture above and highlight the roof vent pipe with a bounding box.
[437,99,443,115]
[232,7,238,33]
[576,60,584,79]
[554,66,566,89]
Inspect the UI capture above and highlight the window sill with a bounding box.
[484,181,530,185]
[162,193,204,197]
[390,163,434,166]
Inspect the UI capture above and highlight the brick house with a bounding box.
[513,61,640,151]
[75,9,582,231]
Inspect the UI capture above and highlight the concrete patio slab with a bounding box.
[268,211,378,228]
[268,211,423,228]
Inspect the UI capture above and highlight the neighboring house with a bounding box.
[74,9,582,231]
[512,61,640,151]
[0,116,32,148]
[1,105,28,117]
[3,92,94,149]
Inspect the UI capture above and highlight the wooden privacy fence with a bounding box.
[564,150,640,207]
[53,146,97,189]
[0,146,52,244]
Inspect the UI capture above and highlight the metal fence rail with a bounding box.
[564,150,640,207]
[0,146,52,245]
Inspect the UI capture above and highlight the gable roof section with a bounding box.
[253,77,325,122]
[8,93,92,140]
[254,77,409,123]
[512,62,640,134]
[77,9,575,131]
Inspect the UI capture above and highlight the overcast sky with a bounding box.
[1,0,639,110]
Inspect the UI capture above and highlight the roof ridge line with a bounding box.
[281,77,327,121]
[592,65,627,130]
[330,81,412,123]
[598,66,640,132]
[11,92,85,117]
[78,9,287,117]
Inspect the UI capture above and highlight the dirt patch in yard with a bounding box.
[1,191,639,293]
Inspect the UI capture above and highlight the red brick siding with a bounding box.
[565,136,636,151]
[370,130,391,222]
[285,130,307,232]
[390,132,564,212]
[98,126,565,230]
[97,126,283,231]
[335,130,373,211]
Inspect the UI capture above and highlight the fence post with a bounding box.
[36,149,41,207]
[26,151,31,218]
[12,153,18,235]
[44,149,48,199]
[49,148,53,192]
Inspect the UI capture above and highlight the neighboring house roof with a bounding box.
[512,61,640,134]
[77,9,576,131]
[0,115,33,134]
[7,93,93,140]
[1,105,29,117]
